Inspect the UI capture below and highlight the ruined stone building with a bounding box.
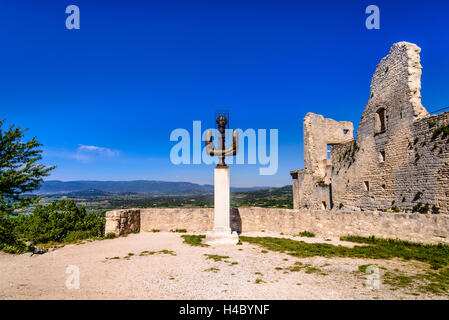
[291,42,449,214]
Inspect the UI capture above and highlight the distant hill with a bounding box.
[36,180,269,196]
[232,185,293,208]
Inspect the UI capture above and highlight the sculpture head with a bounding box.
[216,115,228,134]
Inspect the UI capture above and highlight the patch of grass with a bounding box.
[254,272,263,275]
[241,235,449,270]
[358,264,374,273]
[151,229,160,233]
[135,249,176,257]
[171,229,187,233]
[317,180,328,187]
[160,249,176,256]
[104,232,116,239]
[383,272,414,288]
[284,261,327,275]
[204,267,219,273]
[412,202,430,214]
[255,278,265,284]
[275,267,283,270]
[261,250,268,253]
[305,266,322,274]
[181,234,209,247]
[431,124,449,140]
[204,254,230,262]
[390,206,400,213]
[413,191,423,202]
[139,250,154,256]
[381,267,449,296]
[298,231,315,238]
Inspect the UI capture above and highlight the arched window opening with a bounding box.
[375,108,386,133]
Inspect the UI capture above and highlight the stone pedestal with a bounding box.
[205,166,239,245]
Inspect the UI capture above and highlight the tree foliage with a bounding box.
[0,119,55,214]
[13,200,105,245]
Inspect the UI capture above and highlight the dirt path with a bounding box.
[0,232,446,299]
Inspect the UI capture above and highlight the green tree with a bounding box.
[0,119,55,214]
[17,200,105,244]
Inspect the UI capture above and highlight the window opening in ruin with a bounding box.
[379,150,386,162]
[322,201,327,210]
[375,108,386,133]
[363,181,370,191]
[343,129,349,135]
[327,145,332,160]
[382,184,386,189]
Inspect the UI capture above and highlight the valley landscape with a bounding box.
[21,181,293,215]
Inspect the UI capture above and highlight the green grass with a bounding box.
[358,264,375,273]
[240,235,449,295]
[284,261,327,275]
[204,267,220,273]
[181,234,209,247]
[298,231,315,238]
[204,254,230,262]
[340,235,449,270]
[379,267,449,295]
[240,235,449,270]
[107,249,176,259]
[171,229,187,233]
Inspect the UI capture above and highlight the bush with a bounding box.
[104,232,116,239]
[16,200,105,244]
[298,231,315,238]
[0,200,106,252]
[0,212,28,253]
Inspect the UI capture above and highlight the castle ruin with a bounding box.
[290,42,449,214]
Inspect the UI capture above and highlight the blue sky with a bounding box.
[1,0,448,187]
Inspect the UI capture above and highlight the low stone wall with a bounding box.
[105,207,449,244]
[104,209,140,236]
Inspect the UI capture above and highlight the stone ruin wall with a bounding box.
[291,42,449,214]
[104,209,140,236]
[332,111,449,213]
[105,207,449,244]
[290,113,354,210]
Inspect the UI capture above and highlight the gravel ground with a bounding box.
[0,232,446,300]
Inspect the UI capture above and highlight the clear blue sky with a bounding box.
[1,0,448,187]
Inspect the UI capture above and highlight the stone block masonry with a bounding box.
[291,42,449,214]
[104,209,140,236]
[105,207,449,244]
